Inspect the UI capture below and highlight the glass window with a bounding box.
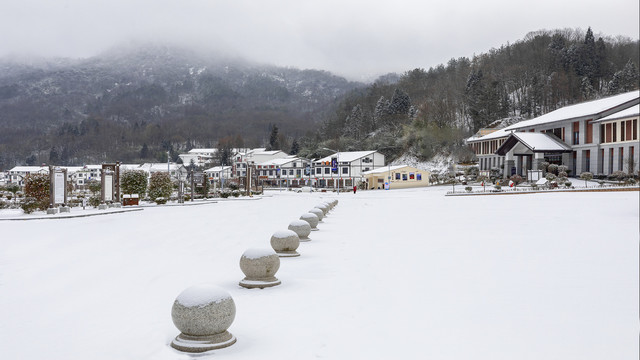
[409,173,415,180]
[342,167,348,174]
[324,167,330,174]
[417,173,422,181]
[402,174,408,181]
[395,173,400,180]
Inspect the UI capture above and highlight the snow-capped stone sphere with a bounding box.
[309,208,324,222]
[300,212,319,230]
[171,284,237,352]
[288,219,311,241]
[315,203,329,215]
[270,230,301,257]
[239,248,281,288]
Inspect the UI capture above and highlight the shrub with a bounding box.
[88,196,101,208]
[494,185,502,191]
[509,174,523,187]
[121,170,148,197]
[609,170,628,183]
[465,186,472,193]
[580,172,593,187]
[0,200,9,209]
[538,161,550,171]
[232,190,240,197]
[20,197,41,214]
[530,184,538,190]
[557,165,569,175]
[228,183,239,191]
[220,191,230,198]
[547,164,558,175]
[565,181,572,187]
[24,173,50,211]
[148,172,173,202]
[545,172,557,181]
[155,197,167,205]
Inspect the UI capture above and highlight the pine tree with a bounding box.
[344,104,364,140]
[290,139,300,155]
[268,124,280,150]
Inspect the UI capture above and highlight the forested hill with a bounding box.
[0,44,362,169]
[303,28,639,163]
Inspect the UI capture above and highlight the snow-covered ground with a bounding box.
[0,186,638,360]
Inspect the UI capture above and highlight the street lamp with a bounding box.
[322,147,340,195]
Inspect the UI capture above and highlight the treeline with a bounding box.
[301,27,639,162]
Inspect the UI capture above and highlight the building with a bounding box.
[178,148,217,168]
[255,156,311,187]
[204,166,233,187]
[467,90,640,178]
[312,150,385,189]
[6,166,49,186]
[363,165,431,190]
[139,163,188,180]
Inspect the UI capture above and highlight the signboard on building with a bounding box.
[54,172,65,204]
[104,174,113,201]
[331,157,338,173]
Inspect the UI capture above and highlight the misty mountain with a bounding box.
[0,44,363,168]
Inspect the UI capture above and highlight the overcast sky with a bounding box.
[1,0,638,80]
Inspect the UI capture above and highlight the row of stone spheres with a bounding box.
[169,199,339,353]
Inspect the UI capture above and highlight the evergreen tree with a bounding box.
[268,124,280,150]
[344,104,364,139]
[290,139,300,155]
[388,88,411,115]
[140,143,149,159]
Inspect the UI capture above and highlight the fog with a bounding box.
[1,0,638,80]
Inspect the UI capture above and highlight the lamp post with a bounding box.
[322,147,340,195]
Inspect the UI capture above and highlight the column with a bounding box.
[504,149,514,180]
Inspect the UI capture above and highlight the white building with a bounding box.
[139,163,188,180]
[256,156,311,187]
[204,166,233,187]
[232,148,289,177]
[6,166,49,186]
[312,150,385,189]
[178,148,218,168]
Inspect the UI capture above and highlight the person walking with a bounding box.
[353,185,357,194]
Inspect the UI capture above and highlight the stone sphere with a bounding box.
[300,212,319,229]
[309,208,324,221]
[270,230,300,257]
[171,284,236,336]
[288,220,311,240]
[240,248,280,279]
[315,204,329,215]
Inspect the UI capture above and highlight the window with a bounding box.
[342,167,348,174]
[296,169,301,176]
[289,169,294,175]
[585,150,590,173]
[402,174,408,181]
[572,121,579,145]
[586,120,593,143]
[606,123,612,143]
[395,173,400,180]
[324,167,330,174]
[409,173,415,180]
[633,119,638,140]
[416,173,422,181]
[269,170,273,176]
[625,120,632,141]
[613,123,617,142]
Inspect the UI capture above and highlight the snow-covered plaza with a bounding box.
[1,186,638,359]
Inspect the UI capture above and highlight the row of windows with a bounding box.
[393,172,423,181]
[469,138,506,155]
[601,119,638,143]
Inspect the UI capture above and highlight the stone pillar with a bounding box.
[503,149,514,180]
[532,152,545,173]
[516,156,523,177]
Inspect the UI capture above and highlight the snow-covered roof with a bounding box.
[187,148,217,154]
[316,150,378,163]
[594,104,639,123]
[509,90,639,130]
[204,166,232,173]
[362,165,413,175]
[467,90,639,143]
[466,127,512,143]
[256,157,300,167]
[140,163,185,172]
[496,132,572,155]
[8,166,49,173]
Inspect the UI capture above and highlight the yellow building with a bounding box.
[363,165,430,190]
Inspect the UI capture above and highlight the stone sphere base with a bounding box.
[276,250,300,257]
[171,331,236,353]
[239,277,282,289]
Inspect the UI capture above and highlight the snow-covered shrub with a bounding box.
[148,172,172,202]
[558,165,569,175]
[565,181,572,187]
[155,197,167,205]
[0,200,8,209]
[580,171,593,187]
[494,184,501,191]
[24,173,50,211]
[547,164,558,175]
[88,195,101,208]
[232,190,240,197]
[509,174,523,187]
[121,170,148,197]
[465,186,472,192]
[609,170,628,183]
[538,161,550,171]
[20,197,40,214]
